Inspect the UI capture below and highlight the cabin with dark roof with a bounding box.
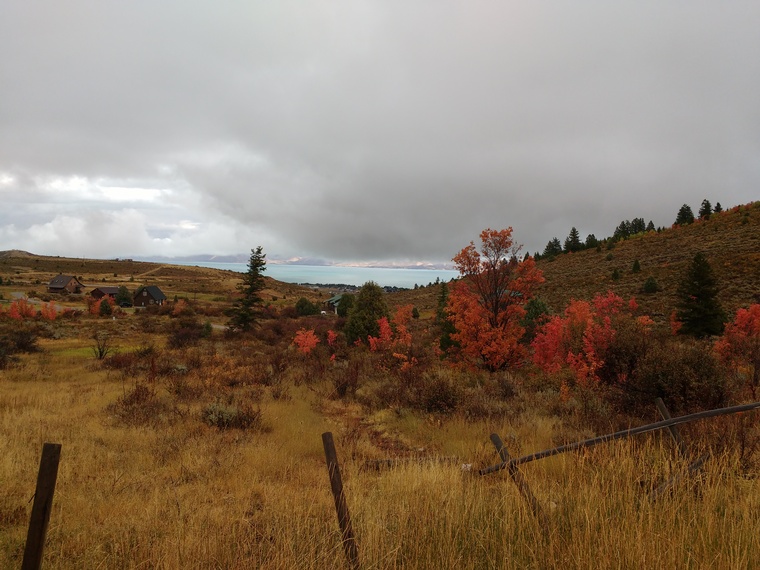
[133,285,167,307]
[90,286,120,300]
[47,274,84,294]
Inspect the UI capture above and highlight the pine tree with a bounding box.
[227,246,267,332]
[698,199,712,220]
[585,234,599,249]
[564,227,582,252]
[676,252,726,338]
[543,237,563,257]
[632,259,641,273]
[675,204,695,226]
[344,281,389,344]
[646,220,655,232]
[714,202,723,213]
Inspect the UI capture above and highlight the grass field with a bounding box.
[1,323,759,569]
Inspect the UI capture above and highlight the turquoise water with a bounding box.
[173,261,458,289]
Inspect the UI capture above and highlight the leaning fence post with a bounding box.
[653,398,709,499]
[322,432,360,570]
[490,434,549,535]
[655,398,687,457]
[22,442,62,570]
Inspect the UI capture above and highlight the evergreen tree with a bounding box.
[115,286,132,307]
[632,259,641,273]
[336,293,354,318]
[646,220,655,232]
[675,204,695,226]
[676,252,726,338]
[613,220,632,241]
[564,227,583,252]
[585,234,599,249]
[227,246,266,332]
[714,202,723,213]
[630,218,646,234]
[295,297,319,316]
[344,281,389,344]
[642,276,659,294]
[543,237,563,257]
[521,297,549,343]
[435,281,458,354]
[698,199,712,220]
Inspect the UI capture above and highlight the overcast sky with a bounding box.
[1,2,758,265]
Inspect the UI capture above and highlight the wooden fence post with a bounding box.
[652,398,709,499]
[490,434,549,535]
[22,442,62,570]
[655,397,687,457]
[322,432,360,570]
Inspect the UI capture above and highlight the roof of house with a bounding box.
[48,274,81,288]
[91,286,120,296]
[326,294,343,305]
[137,285,167,301]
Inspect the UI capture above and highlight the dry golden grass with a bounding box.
[2,328,759,569]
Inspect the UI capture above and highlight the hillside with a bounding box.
[1,201,758,322]
[391,201,760,325]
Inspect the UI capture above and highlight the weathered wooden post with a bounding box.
[322,432,360,570]
[490,434,549,535]
[652,398,709,499]
[22,442,62,570]
[655,397,687,457]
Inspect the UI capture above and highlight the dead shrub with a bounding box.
[108,383,179,426]
[201,397,268,431]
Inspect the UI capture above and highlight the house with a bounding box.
[325,294,343,314]
[47,274,84,294]
[90,286,120,300]
[133,285,167,307]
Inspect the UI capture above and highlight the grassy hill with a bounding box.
[392,201,760,324]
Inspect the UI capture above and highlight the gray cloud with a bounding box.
[1,1,758,262]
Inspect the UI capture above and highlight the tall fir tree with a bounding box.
[675,204,695,226]
[698,199,712,220]
[564,227,582,252]
[227,246,267,332]
[344,281,389,344]
[543,237,563,257]
[676,252,726,338]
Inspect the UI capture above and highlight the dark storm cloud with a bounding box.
[1,1,758,261]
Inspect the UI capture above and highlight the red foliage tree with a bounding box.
[39,300,58,321]
[532,291,653,386]
[447,228,544,371]
[292,328,320,354]
[8,299,37,320]
[715,304,760,397]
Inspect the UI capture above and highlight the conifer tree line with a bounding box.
[534,198,723,260]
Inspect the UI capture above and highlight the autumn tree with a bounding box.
[532,292,653,386]
[344,281,389,344]
[715,304,760,396]
[227,246,267,332]
[447,228,544,371]
[675,252,725,338]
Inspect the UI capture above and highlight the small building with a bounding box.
[48,274,84,295]
[90,286,120,300]
[326,294,343,314]
[133,285,167,307]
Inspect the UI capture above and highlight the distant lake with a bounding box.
[172,261,459,289]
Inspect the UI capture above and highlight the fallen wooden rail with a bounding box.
[480,401,760,476]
